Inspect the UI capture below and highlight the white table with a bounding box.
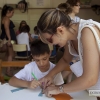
[0,83,97,100]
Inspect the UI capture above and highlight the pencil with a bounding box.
[31,72,38,80]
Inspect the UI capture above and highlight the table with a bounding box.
[0,83,97,100]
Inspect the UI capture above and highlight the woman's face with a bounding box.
[71,2,80,14]
[21,23,26,27]
[7,10,14,18]
[39,26,68,48]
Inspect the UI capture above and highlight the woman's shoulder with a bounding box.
[2,17,10,24]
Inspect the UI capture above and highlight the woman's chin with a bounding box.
[59,43,65,48]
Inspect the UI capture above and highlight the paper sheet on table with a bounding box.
[0,83,55,100]
[0,83,97,100]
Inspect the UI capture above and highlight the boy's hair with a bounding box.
[20,25,30,33]
[31,40,50,56]
[33,26,38,35]
[34,26,37,31]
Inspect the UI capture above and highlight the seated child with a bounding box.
[9,40,64,89]
[16,20,27,36]
[16,25,33,57]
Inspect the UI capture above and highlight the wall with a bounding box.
[0,0,100,34]
[77,0,100,22]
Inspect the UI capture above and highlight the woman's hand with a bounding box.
[28,80,41,89]
[7,40,12,47]
[39,75,54,89]
[43,85,60,97]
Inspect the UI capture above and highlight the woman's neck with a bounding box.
[68,23,79,40]
[68,13,75,19]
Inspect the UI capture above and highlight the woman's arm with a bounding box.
[63,27,99,93]
[48,44,72,77]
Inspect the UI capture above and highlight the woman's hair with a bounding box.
[31,40,50,56]
[19,20,27,31]
[37,9,71,35]
[20,25,30,33]
[58,0,80,14]
[1,5,14,18]
[66,0,80,6]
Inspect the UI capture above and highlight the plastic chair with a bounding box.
[13,44,29,60]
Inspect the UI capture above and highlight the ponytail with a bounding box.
[1,4,14,18]
[1,5,8,18]
[37,9,71,35]
[58,3,72,14]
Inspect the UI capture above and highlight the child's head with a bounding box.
[19,20,27,31]
[31,40,50,72]
[20,25,30,33]
[33,26,38,35]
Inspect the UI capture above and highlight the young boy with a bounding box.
[9,40,64,89]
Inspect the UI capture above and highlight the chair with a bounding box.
[0,59,30,83]
[13,44,29,60]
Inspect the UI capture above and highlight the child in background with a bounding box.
[9,40,64,89]
[16,25,33,57]
[58,0,80,23]
[31,26,39,39]
[16,20,27,36]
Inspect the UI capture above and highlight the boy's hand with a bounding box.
[28,80,41,89]
[39,75,53,89]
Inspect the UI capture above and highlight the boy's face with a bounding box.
[32,53,50,72]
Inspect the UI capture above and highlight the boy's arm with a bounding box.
[9,76,41,89]
[9,76,29,88]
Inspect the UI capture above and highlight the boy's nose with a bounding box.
[39,61,44,66]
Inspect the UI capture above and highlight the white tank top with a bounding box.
[69,19,100,90]
[17,32,30,51]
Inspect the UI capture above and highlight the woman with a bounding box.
[0,5,16,76]
[37,7,100,99]
[58,0,80,23]
[58,0,81,83]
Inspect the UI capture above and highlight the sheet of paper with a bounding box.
[0,83,55,100]
[0,83,97,100]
